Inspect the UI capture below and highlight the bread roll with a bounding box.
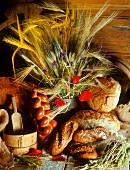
[73,127,109,144]
[87,77,121,112]
[70,110,120,133]
[116,101,130,123]
[50,120,78,155]
[0,77,34,113]
[68,142,98,159]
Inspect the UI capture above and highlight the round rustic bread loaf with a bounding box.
[87,77,121,112]
[70,110,120,133]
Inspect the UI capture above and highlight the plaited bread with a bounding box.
[70,110,120,133]
[87,77,121,112]
[30,87,57,141]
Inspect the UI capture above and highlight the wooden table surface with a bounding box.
[7,158,129,170]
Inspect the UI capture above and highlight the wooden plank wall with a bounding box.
[56,0,130,62]
[3,0,130,64]
[57,0,130,65]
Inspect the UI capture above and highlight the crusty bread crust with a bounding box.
[50,120,78,155]
[87,77,121,112]
[73,127,109,144]
[116,101,130,123]
[70,110,120,133]
[68,142,98,159]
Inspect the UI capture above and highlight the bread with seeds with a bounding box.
[50,120,78,155]
[73,126,109,144]
[70,110,120,133]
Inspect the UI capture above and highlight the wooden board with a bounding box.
[1,0,130,61]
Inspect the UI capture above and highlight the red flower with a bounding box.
[36,157,41,161]
[79,91,93,102]
[54,98,65,106]
[29,149,42,156]
[71,76,81,84]
[52,155,67,162]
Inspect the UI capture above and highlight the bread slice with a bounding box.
[70,110,120,133]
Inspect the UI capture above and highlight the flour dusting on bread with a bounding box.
[87,77,121,112]
[70,110,120,133]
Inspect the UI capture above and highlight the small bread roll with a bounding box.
[73,127,109,144]
[116,101,130,123]
[87,77,121,112]
[70,110,120,133]
[68,142,98,159]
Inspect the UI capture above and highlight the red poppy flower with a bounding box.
[29,149,42,156]
[36,157,41,161]
[52,155,67,162]
[54,98,65,106]
[71,76,81,84]
[79,91,93,102]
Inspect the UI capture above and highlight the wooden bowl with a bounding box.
[3,130,37,155]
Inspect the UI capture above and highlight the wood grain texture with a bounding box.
[1,0,130,62]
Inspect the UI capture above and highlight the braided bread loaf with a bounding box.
[30,87,57,141]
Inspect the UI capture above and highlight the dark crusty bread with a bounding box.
[0,77,34,112]
[68,142,98,159]
[87,77,121,112]
[50,120,78,155]
[70,110,120,133]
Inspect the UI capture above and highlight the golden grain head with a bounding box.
[3,1,120,99]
